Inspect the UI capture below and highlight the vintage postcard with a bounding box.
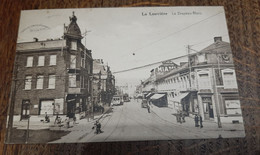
[5,6,245,144]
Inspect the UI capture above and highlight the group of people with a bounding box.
[175,111,204,128]
[194,114,203,128]
[93,120,102,134]
[176,111,186,124]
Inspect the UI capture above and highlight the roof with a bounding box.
[93,59,107,75]
[192,40,231,55]
[16,39,66,52]
[155,40,231,82]
[64,12,82,39]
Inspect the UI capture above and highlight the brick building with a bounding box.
[11,12,93,120]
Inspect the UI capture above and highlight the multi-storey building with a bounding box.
[10,12,93,120]
[92,59,115,108]
[141,60,179,107]
[142,37,243,123]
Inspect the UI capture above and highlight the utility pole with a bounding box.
[212,56,222,128]
[187,45,192,89]
[6,54,19,143]
[90,75,94,119]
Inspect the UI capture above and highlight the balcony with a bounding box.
[68,87,82,94]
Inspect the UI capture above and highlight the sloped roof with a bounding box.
[93,60,107,75]
[64,12,82,39]
[194,40,231,55]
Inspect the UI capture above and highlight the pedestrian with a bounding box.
[54,113,59,125]
[194,114,199,127]
[175,112,179,123]
[147,105,150,113]
[45,112,50,123]
[73,116,76,124]
[65,117,70,128]
[182,111,186,123]
[94,120,102,134]
[199,115,203,128]
[179,111,182,124]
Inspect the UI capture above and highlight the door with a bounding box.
[202,97,214,120]
[208,102,214,118]
[21,100,30,120]
[40,100,54,115]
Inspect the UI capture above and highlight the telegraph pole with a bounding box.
[6,54,19,143]
[213,56,222,128]
[187,45,192,88]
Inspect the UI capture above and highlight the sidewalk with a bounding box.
[149,104,245,132]
[12,105,113,131]
[50,105,112,131]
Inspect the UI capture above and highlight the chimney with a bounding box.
[214,37,222,42]
[33,37,38,42]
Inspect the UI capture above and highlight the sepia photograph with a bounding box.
[5,6,245,144]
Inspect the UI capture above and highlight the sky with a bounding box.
[17,7,230,94]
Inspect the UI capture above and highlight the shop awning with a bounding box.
[150,94,165,100]
[172,93,189,103]
[145,93,154,98]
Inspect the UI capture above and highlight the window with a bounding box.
[40,100,54,115]
[222,69,238,89]
[36,75,44,89]
[50,55,56,65]
[48,75,55,89]
[70,55,76,69]
[198,71,211,89]
[21,100,30,119]
[225,100,242,115]
[38,56,45,66]
[71,41,77,50]
[24,76,32,90]
[69,74,76,87]
[81,76,85,88]
[198,54,206,63]
[81,57,85,68]
[26,56,33,67]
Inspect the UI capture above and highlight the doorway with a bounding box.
[21,100,30,120]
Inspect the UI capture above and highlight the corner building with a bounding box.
[12,12,93,120]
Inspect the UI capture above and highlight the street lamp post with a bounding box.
[25,115,30,144]
[89,75,94,120]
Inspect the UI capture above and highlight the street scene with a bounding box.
[5,7,245,144]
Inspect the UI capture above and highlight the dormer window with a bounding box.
[197,54,206,63]
[71,41,77,50]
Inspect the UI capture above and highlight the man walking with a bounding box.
[194,114,199,127]
[199,115,203,128]
[147,105,150,113]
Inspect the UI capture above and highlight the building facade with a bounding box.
[92,59,115,108]
[11,12,93,120]
[142,37,243,123]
